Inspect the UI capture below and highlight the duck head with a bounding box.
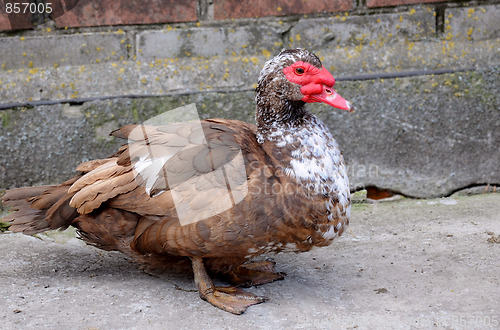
[255,49,352,129]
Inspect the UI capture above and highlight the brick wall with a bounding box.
[0,0,493,31]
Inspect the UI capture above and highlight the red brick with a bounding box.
[0,0,36,31]
[0,11,11,31]
[214,0,353,20]
[367,0,444,8]
[55,0,197,28]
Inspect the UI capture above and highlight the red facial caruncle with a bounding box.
[283,61,353,112]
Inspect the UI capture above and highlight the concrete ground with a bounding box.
[1,193,499,329]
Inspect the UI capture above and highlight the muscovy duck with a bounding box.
[2,48,352,314]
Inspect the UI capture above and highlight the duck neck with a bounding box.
[255,93,309,142]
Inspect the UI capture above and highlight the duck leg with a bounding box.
[229,260,286,287]
[191,257,268,314]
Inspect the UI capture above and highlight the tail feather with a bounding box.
[3,186,52,208]
[3,207,50,235]
[2,182,79,235]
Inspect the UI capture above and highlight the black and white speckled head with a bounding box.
[257,49,322,87]
[255,49,352,136]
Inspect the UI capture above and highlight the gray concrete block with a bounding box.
[289,8,436,50]
[0,62,139,104]
[137,55,260,95]
[0,32,129,70]
[316,38,500,78]
[0,103,118,188]
[446,5,500,41]
[3,34,497,104]
[0,32,136,103]
[135,23,290,94]
[137,23,287,60]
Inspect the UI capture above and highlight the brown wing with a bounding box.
[125,121,242,196]
[68,119,256,222]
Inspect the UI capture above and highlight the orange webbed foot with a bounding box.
[191,257,268,314]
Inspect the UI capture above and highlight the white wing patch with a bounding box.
[133,154,170,196]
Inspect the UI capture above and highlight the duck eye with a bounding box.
[295,67,305,75]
